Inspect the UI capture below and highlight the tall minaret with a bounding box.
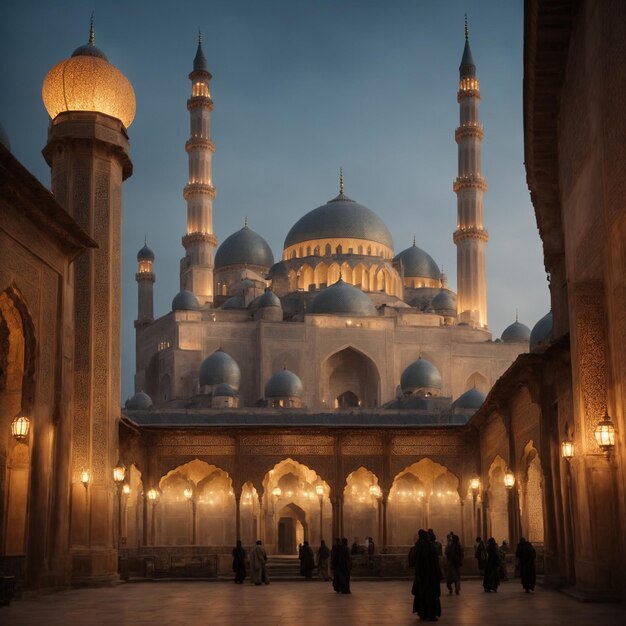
[136,239,155,324]
[453,17,488,328]
[180,31,217,305]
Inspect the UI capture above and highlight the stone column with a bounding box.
[43,111,132,585]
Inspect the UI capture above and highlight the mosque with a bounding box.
[0,0,624,602]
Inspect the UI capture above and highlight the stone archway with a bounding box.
[520,442,545,544]
[321,347,380,408]
[343,467,381,546]
[276,502,307,554]
[487,456,509,543]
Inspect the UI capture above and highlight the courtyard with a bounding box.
[4,579,626,626]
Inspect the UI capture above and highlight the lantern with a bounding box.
[594,412,616,452]
[11,413,30,440]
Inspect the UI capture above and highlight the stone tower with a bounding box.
[179,32,217,305]
[41,21,134,583]
[453,19,488,328]
[135,240,155,324]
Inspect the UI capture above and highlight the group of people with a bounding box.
[232,539,270,585]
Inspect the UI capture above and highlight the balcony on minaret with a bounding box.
[458,77,480,101]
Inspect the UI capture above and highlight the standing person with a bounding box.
[498,540,509,582]
[483,537,500,593]
[474,537,487,574]
[515,537,537,593]
[250,539,269,585]
[299,540,315,578]
[339,537,352,594]
[444,533,464,595]
[412,529,442,621]
[317,539,331,581]
[232,539,246,584]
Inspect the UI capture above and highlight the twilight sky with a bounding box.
[0,0,549,403]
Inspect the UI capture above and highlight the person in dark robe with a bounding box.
[351,540,359,555]
[498,540,509,581]
[444,533,463,595]
[483,537,501,592]
[474,536,487,574]
[412,528,442,621]
[299,540,315,578]
[331,538,342,592]
[317,539,331,581]
[338,537,352,593]
[515,537,537,593]
[232,539,246,583]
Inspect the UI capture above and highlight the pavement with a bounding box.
[3,578,626,625]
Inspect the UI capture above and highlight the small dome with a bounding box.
[453,388,486,410]
[530,311,553,351]
[432,290,457,315]
[400,357,442,394]
[137,243,155,262]
[265,368,304,398]
[213,383,236,398]
[259,290,281,308]
[42,29,136,128]
[172,290,200,311]
[199,349,241,389]
[125,391,153,410]
[215,225,274,269]
[309,279,376,316]
[284,192,393,251]
[223,296,246,310]
[501,320,531,343]
[394,243,441,280]
[0,122,11,151]
[268,261,289,279]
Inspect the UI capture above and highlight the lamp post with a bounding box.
[147,488,158,546]
[470,476,480,538]
[184,487,196,545]
[272,487,281,550]
[369,484,382,544]
[316,484,324,543]
[113,461,126,551]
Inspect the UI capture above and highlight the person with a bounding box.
[444,533,463,595]
[232,539,246,584]
[317,539,331,581]
[250,539,269,585]
[483,537,500,592]
[367,536,376,556]
[515,537,537,593]
[412,528,442,621]
[498,540,509,582]
[474,537,487,574]
[428,529,443,557]
[332,537,352,594]
[299,540,315,578]
[351,540,359,555]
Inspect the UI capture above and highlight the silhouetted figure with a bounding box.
[483,537,500,592]
[232,539,246,583]
[445,533,463,595]
[332,538,352,593]
[299,540,315,578]
[250,539,269,585]
[317,540,331,581]
[428,528,443,557]
[351,540,359,555]
[498,540,509,581]
[412,528,442,621]
[515,537,537,593]
[474,536,487,574]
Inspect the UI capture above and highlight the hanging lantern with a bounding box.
[80,469,90,486]
[147,488,158,501]
[113,460,126,484]
[11,413,30,440]
[470,477,480,492]
[504,470,515,489]
[594,412,616,452]
[122,483,131,495]
[561,437,574,460]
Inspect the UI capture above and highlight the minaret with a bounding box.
[180,31,217,305]
[453,17,488,328]
[136,239,155,324]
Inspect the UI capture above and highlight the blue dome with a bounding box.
[432,290,457,314]
[213,383,236,398]
[137,243,155,262]
[215,225,274,269]
[400,357,442,393]
[125,391,153,410]
[265,368,304,398]
[453,388,486,410]
[530,311,552,351]
[172,289,199,311]
[199,349,241,389]
[394,243,441,280]
[284,193,393,251]
[501,320,531,343]
[259,290,281,308]
[309,279,376,316]
[72,43,108,60]
[223,296,246,310]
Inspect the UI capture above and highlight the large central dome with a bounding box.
[283,192,394,253]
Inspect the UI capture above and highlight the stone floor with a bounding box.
[4,579,626,625]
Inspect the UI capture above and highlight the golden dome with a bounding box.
[42,44,136,128]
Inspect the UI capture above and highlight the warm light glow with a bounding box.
[594,413,616,452]
[561,439,574,460]
[11,414,30,440]
[470,477,480,492]
[272,487,282,498]
[184,487,193,500]
[504,470,515,489]
[147,488,158,501]
[316,484,324,497]
[138,260,152,273]
[113,461,126,484]
[80,469,90,486]
[122,484,131,495]
[369,484,381,498]
[42,55,136,128]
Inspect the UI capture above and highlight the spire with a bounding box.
[339,167,344,194]
[144,235,147,246]
[459,15,476,78]
[464,13,468,41]
[412,234,416,247]
[516,308,519,322]
[89,12,95,45]
[193,29,209,73]
[244,216,248,227]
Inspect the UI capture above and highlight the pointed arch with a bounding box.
[465,371,489,393]
[487,456,509,543]
[343,467,382,545]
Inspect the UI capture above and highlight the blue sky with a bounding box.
[0,0,548,402]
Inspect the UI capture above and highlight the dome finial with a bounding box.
[464,13,469,41]
[244,216,248,227]
[198,29,202,45]
[89,11,95,45]
[516,308,519,322]
[412,234,416,247]
[339,167,344,194]
[144,234,147,246]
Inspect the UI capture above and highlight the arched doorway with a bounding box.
[321,347,380,408]
[343,467,381,546]
[520,442,544,544]
[487,457,509,543]
[277,503,307,554]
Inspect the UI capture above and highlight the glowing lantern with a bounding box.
[594,412,616,452]
[11,413,30,440]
